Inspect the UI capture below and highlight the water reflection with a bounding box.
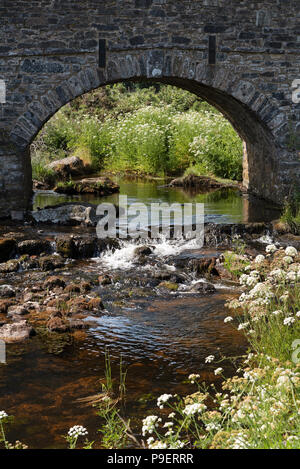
[33,178,280,225]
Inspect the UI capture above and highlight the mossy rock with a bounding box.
[158,281,179,291]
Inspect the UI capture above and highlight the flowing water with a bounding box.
[0,179,279,448]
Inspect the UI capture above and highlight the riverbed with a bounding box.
[0,180,280,448]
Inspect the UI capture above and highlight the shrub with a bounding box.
[31,84,243,181]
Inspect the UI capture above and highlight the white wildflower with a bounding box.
[157,394,172,409]
[142,415,162,436]
[183,403,206,416]
[205,355,215,363]
[188,373,200,383]
[224,316,233,323]
[266,244,277,254]
[0,411,8,421]
[283,317,295,326]
[255,254,265,264]
[214,368,223,376]
[68,425,88,438]
[285,246,298,257]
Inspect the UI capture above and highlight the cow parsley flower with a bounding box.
[205,355,215,363]
[255,254,265,264]
[188,373,200,383]
[142,415,162,436]
[183,403,206,416]
[283,317,295,326]
[169,440,185,449]
[157,394,172,409]
[214,367,224,376]
[266,244,277,254]
[285,246,297,257]
[0,411,8,421]
[68,425,88,438]
[224,316,233,323]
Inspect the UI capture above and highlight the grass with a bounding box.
[280,189,300,235]
[31,83,243,182]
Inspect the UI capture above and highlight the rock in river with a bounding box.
[0,320,35,343]
[17,239,52,256]
[54,177,119,196]
[31,204,97,226]
[188,281,216,294]
[0,285,16,298]
[169,174,234,191]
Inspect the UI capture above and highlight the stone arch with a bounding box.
[9,50,289,210]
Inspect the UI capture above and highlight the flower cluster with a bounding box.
[142,415,162,436]
[67,425,88,439]
[157,394,173,409]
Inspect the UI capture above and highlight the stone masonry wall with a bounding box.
[0,0,299,217]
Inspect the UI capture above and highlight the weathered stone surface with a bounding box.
[48,156,89,179]
[38,255,65,271]
[0,260,20,273]
[169,174,235,191]
[0,0,299,217]
[17,239,52,256]
[188,281,216,294]
[54,177,119,195]
[0,285,16,298]
[44,276,66,290]
[31,204,97,226]
[7,305,29,317]
[0,320,34,343]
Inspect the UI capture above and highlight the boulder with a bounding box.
[55,235,97,258]
[0,299,15,314]
[134,246,153,257]
[7,305,29,317]
[31,204,97,226]
[0,260,20,273]
[17,239,52,256]
[47,315,70,333]
[48,156,88,179]
[55,236,75,258]
[0,320,34,343]
[158,281,179,291]
[38,255,65,271]
[44,276,66,290]
[189,281,216,294]
[0,238,16,262]
[0,285,16,298]
[169,174,231,191]
[54,177,119,196]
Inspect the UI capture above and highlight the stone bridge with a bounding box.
[0,0,299,218]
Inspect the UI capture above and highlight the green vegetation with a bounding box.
[281,189,300,234]
[31,83,243,183]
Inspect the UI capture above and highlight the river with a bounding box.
[0,179,280,448]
